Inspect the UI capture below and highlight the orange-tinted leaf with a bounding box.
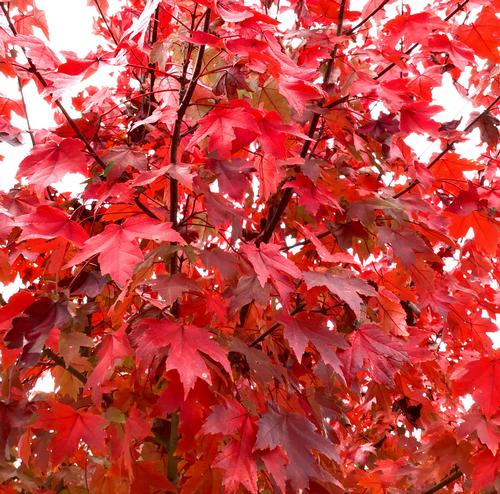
[34,401,107,465]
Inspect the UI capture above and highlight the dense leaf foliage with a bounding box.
[0,0,499,492]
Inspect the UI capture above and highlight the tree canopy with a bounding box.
[0,0,499,492]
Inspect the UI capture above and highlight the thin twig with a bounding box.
[249,304,304,347]
[92,0,118,44]
[393,95,500,198]
[17,76,35,146]
[325,0,470,109]
[134,196,162,220]
[346,0,390,35]
[376,0,470,80]
[280,230,331,251]
[0,2,107,169]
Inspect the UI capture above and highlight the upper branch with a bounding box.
[0,2,107,169]
[393,95,500,199]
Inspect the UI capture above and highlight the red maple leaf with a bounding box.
[241,242,302,288]
[448,211,499,257]
[458,6,500,63]
[132,319,231,395]
[427,34,475,70]
[4,298,69,367]
[303,268,377,318]
[1,0,499,492]
[339,323,409,386]
[18,205,89,246]
[17,138,88,188]
[400,101,443,135]
[471,449,500,491]
[203,401,258,493]
[65,215,184,286]
[85,326,132,404]
[188,102,259,158]
[34,401,107,465]
[280,312,347,379]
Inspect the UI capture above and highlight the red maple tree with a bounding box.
[0,0,499,492]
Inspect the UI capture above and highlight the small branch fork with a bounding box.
[394,95,500,198]
[257,0,348,246]
[43,348,87,384]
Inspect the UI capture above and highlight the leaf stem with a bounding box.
[17,76,35,146]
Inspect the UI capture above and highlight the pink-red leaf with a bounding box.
[19,205,89,246]
[17,138,88,188]
[241,242,302,288]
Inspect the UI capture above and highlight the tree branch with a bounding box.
[393,95,500,199]
[346,0,390,35]
[0,2,107,169]
[43,348,87,384]
[421,468,463,494]
[163,8,211,483]
[376,0,470,80]
[257,0,347,246]
[169,7,211,237]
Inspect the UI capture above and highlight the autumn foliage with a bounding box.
[0,0,499,492]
